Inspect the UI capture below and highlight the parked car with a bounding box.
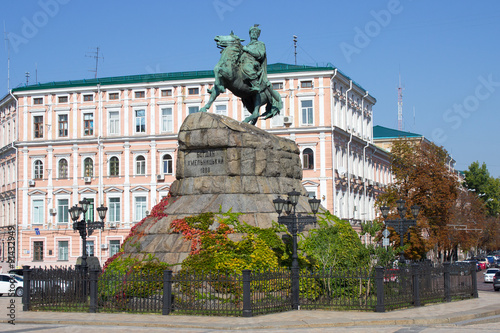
[0,274,23,297]
[8,269,23,276]
[493,271,500,292]
[476,258,488,270]
[463,259,480,271]
[486,256,496,267]
[483,268,500,283]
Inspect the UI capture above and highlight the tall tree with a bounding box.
[463,162,500,217]
[376,139,459,261]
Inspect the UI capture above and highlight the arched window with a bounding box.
[162,154,173,175]
[84,158,93,177]
[136,155,146,175]
[34,160,43,179]
[302,148,314,170]
[58,159,68,179]
[109,156,119,176]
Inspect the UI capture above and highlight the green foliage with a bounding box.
[301,211,368,271]
[464,161,500,217]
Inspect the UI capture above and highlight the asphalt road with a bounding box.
[477,270,498,292]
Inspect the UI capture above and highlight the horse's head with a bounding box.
[214,31,244,50]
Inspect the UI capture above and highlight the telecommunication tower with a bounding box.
[397,73,404,131]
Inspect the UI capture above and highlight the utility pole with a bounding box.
[86,47,103,78]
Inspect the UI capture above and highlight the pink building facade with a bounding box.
[0,64,391,270]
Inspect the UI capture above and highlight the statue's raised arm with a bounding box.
[199,25,283,125]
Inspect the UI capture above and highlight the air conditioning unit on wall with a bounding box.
[283,116,293,124]
[157,174,165,181]
[28,179,35,186]
[49,208,57,215]
[100,244,108,249]
[84,177,92,183]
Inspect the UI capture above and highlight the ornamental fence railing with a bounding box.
[22,261,477,316]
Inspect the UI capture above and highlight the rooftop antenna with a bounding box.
[86,47,103,78]
[4,22,10,91]
[397,71,404,131]
[25,72,30,86]
[293,35,298,65]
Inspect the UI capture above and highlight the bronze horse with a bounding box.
[200,32,282,125]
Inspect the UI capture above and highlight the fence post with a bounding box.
[412,263,421,307]
[22,265,31,311]
[162,270,172,315]
[291,266,300,310]
[89,267,99,313]
[375,266,385,312]
[443,262,451,302]
[470,261,478,298]
[242,269,252,317]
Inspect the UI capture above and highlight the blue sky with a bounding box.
[3,0,500,177]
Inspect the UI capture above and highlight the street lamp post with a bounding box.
[69,198,107,274]
[380,199,420,263]
[273,189,321,310]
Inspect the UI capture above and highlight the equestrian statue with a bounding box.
[199,25,283,125]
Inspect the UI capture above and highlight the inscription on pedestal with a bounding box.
[184,149,225,177]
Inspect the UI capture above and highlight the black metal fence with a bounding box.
[22,261,477,316]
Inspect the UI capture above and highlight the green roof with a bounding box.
[373,125,422,139]
[12,63,339,93]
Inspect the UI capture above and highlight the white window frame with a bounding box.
[133,89,146,99]
[188,105,199,115]
[133,195,147,222]
[83,156,94,178]
[82,93,94,103]
[32,113,44,139]
[299,99,314,126]
[57,197,70,224]
[57,94,69,104]
[107,91,120,101]
[108,155,120,177]
[57,240,69,261]
[135,155,146,176]
[161,107,173,133]
[162,154,173,175]
[187,86,200,96]
[109,239,121,257]
[107,196,121,223]
[57,157,69,179]
[214,103,228,116]
[32,198,44,225]
[33,159,44,179]
[108,109,120,136]
[134,109,146,134]
[32,96,44,106]
[160,88,173,97]
[83,112,94,136]
[57,112,69,138]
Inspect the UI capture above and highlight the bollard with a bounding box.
[242,269,252,317]
[375,266,385,312]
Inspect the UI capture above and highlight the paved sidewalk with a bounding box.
[3,291,500,330]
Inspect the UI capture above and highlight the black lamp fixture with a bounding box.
[70,198,108,273]
[380,198,420,263]
[273,189,320,310]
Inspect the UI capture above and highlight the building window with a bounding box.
[188,106,199,114]
[301,81,313,88]
[215,104,227,116]
[272,82,283,90]
[58,114,68,137]
[108,92,119,100]
[84,113,94,136]
[135,110,146,133]
[301,100,313,125]
[58,159,68,179]
[58,241,68,261]
[161,108,173,133]
[84,157,93,177]
[34,160,43,179]
[34,241,43,261]
[162,154,173,174]
[136,155,146,175]
[188,87,199,95]
[33,97,43,105]
[83,94,93,102]
[134,196,147,221]
[86,240,94,257]
[58,96,68,103]
[134,91,145,98]
[57,199,69,223]
[109,111,119,135]
[84,198,94,222]
[302,148,314,170]
[34,115,43,138]
[109,240,121,257]
[109,156,119,176]
[33,200,44,225]
[161,89,172,97]
[108,198,120,223]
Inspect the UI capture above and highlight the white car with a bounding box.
[484,268,500,283]
[0,274,23,297]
